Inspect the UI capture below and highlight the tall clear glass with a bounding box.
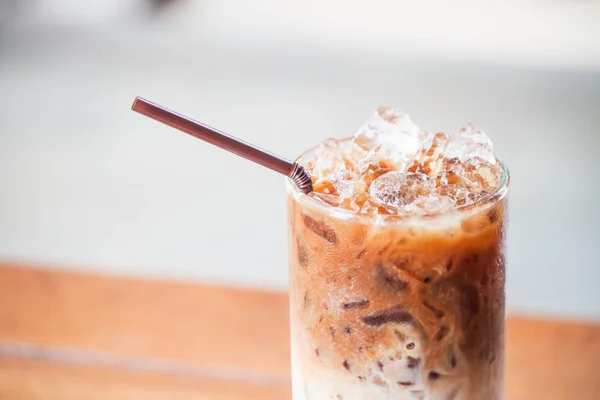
[287,158,509,400]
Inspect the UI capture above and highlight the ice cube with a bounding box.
[354,108,428,170]
[333,174,366,200]
[357,144,381,173]
[305,138,348,183]
[434,184,471,206]
[358,151,406,198]
[408,194,455,214]
[359,200,380,215]
[444,124,496,164]
[369,171,433,210]
[433,157,499,207]
[339,197,361,212]
[409,131,449,177]
[448,157,500,194]
[309,191,341,207]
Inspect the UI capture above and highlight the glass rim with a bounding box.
[286,150,509,225]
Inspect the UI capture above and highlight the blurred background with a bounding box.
[0,0,599,320]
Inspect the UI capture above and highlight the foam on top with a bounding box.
[299,107,503,216]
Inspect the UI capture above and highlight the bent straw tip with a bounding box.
[290,163,313,194]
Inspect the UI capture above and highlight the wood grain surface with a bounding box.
[0,262,598,399]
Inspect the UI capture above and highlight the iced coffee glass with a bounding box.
[287,108,509,400]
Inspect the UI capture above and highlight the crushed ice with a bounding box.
[302,108,501,215]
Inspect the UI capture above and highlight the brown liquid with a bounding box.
[288,190,507,399]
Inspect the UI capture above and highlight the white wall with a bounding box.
[1,2,599,320]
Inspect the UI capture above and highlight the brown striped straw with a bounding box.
[131,97,313,194]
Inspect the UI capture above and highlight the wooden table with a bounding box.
[0,262,598,399]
